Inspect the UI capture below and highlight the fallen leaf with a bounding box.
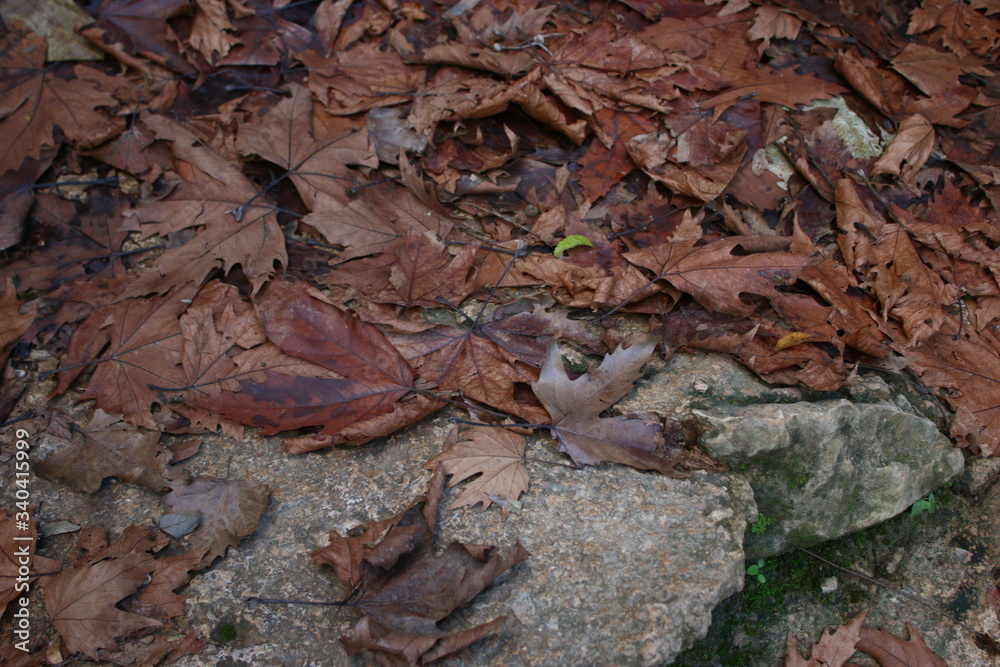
[532,339,683,474]
[42,531,162,659]
[163,476,270,567]
[856,622,948,667]
[0,512,61,617]
[53,284,198,428]
[428,426,529,517]
[785,608,866,666]
[0,30,121,175]
[120,114,287,296]
[310,468,528,665]
[36,409,169,493]
[873,115,936,183]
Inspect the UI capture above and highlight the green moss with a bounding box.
[216,622,238,642]
[788,473,809,491]
[750,514,772,535]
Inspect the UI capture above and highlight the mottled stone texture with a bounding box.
[695,399,964,559]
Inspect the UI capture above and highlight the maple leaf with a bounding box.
[120,548,210,622]
[835,179,957,347]
[54,283,197,428]
[784,608,866,666]
[532,339,683,474]
[163,475,270,567]
[856,622,949,667]
[0,30,122,176]
[42,530,163,660]
[428,426,529,517]
[189,0,242,62]
[394,322,541,419]
[906,322,1000,455]
[626,235,812,318]
[235,82,378,212]
[309,468,529,665]
[891,43,992,97]
[36,409,169,493]
[376,229,477,309]
[0,512,61,617]
[119,114,287,296]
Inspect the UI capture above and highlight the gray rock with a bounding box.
[435,468,755,666]
[158,411,757,666]
[694,399,964,559]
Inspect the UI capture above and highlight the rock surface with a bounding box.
[166,410,755,666]
[696,399,964,559]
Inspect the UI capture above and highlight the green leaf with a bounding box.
[553,235,593,258]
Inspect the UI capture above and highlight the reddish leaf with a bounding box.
[42,529,164,660]
[121,548,210,622]
[627,235,811,318]
[856,623,948,667]
[54,284,198,428]
[0,512,61,617]
[835,179,957,347]
[197,278,440,443]
[0,31,121,175]
[120,114,287,296]
[235,82,377,211]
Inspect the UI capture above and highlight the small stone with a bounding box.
[709,508,733,522]
[693,380,709,393]
[820,576,838,594]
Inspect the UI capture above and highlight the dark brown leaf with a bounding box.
[36,409,169,493]
[311,468,528,665]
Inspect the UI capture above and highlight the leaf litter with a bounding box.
[1,0,1000,662]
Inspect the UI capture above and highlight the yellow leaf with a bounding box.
[776,332,811,351]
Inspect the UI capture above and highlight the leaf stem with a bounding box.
[797,547,999,653]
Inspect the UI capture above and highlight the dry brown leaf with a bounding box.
[0,511,61,617]
[873,115,936,183]
[120,114,287,296]
[428,426,529,517]
[533,339,683,474]
[36,409,169,493]
[42,532,162,660]
[163,476,270,567]
[310,468,528,665]
[856,622,948,666]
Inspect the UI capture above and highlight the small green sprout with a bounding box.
[553,234,593,257]
[746,559,766,584]
[910,492,937,517]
